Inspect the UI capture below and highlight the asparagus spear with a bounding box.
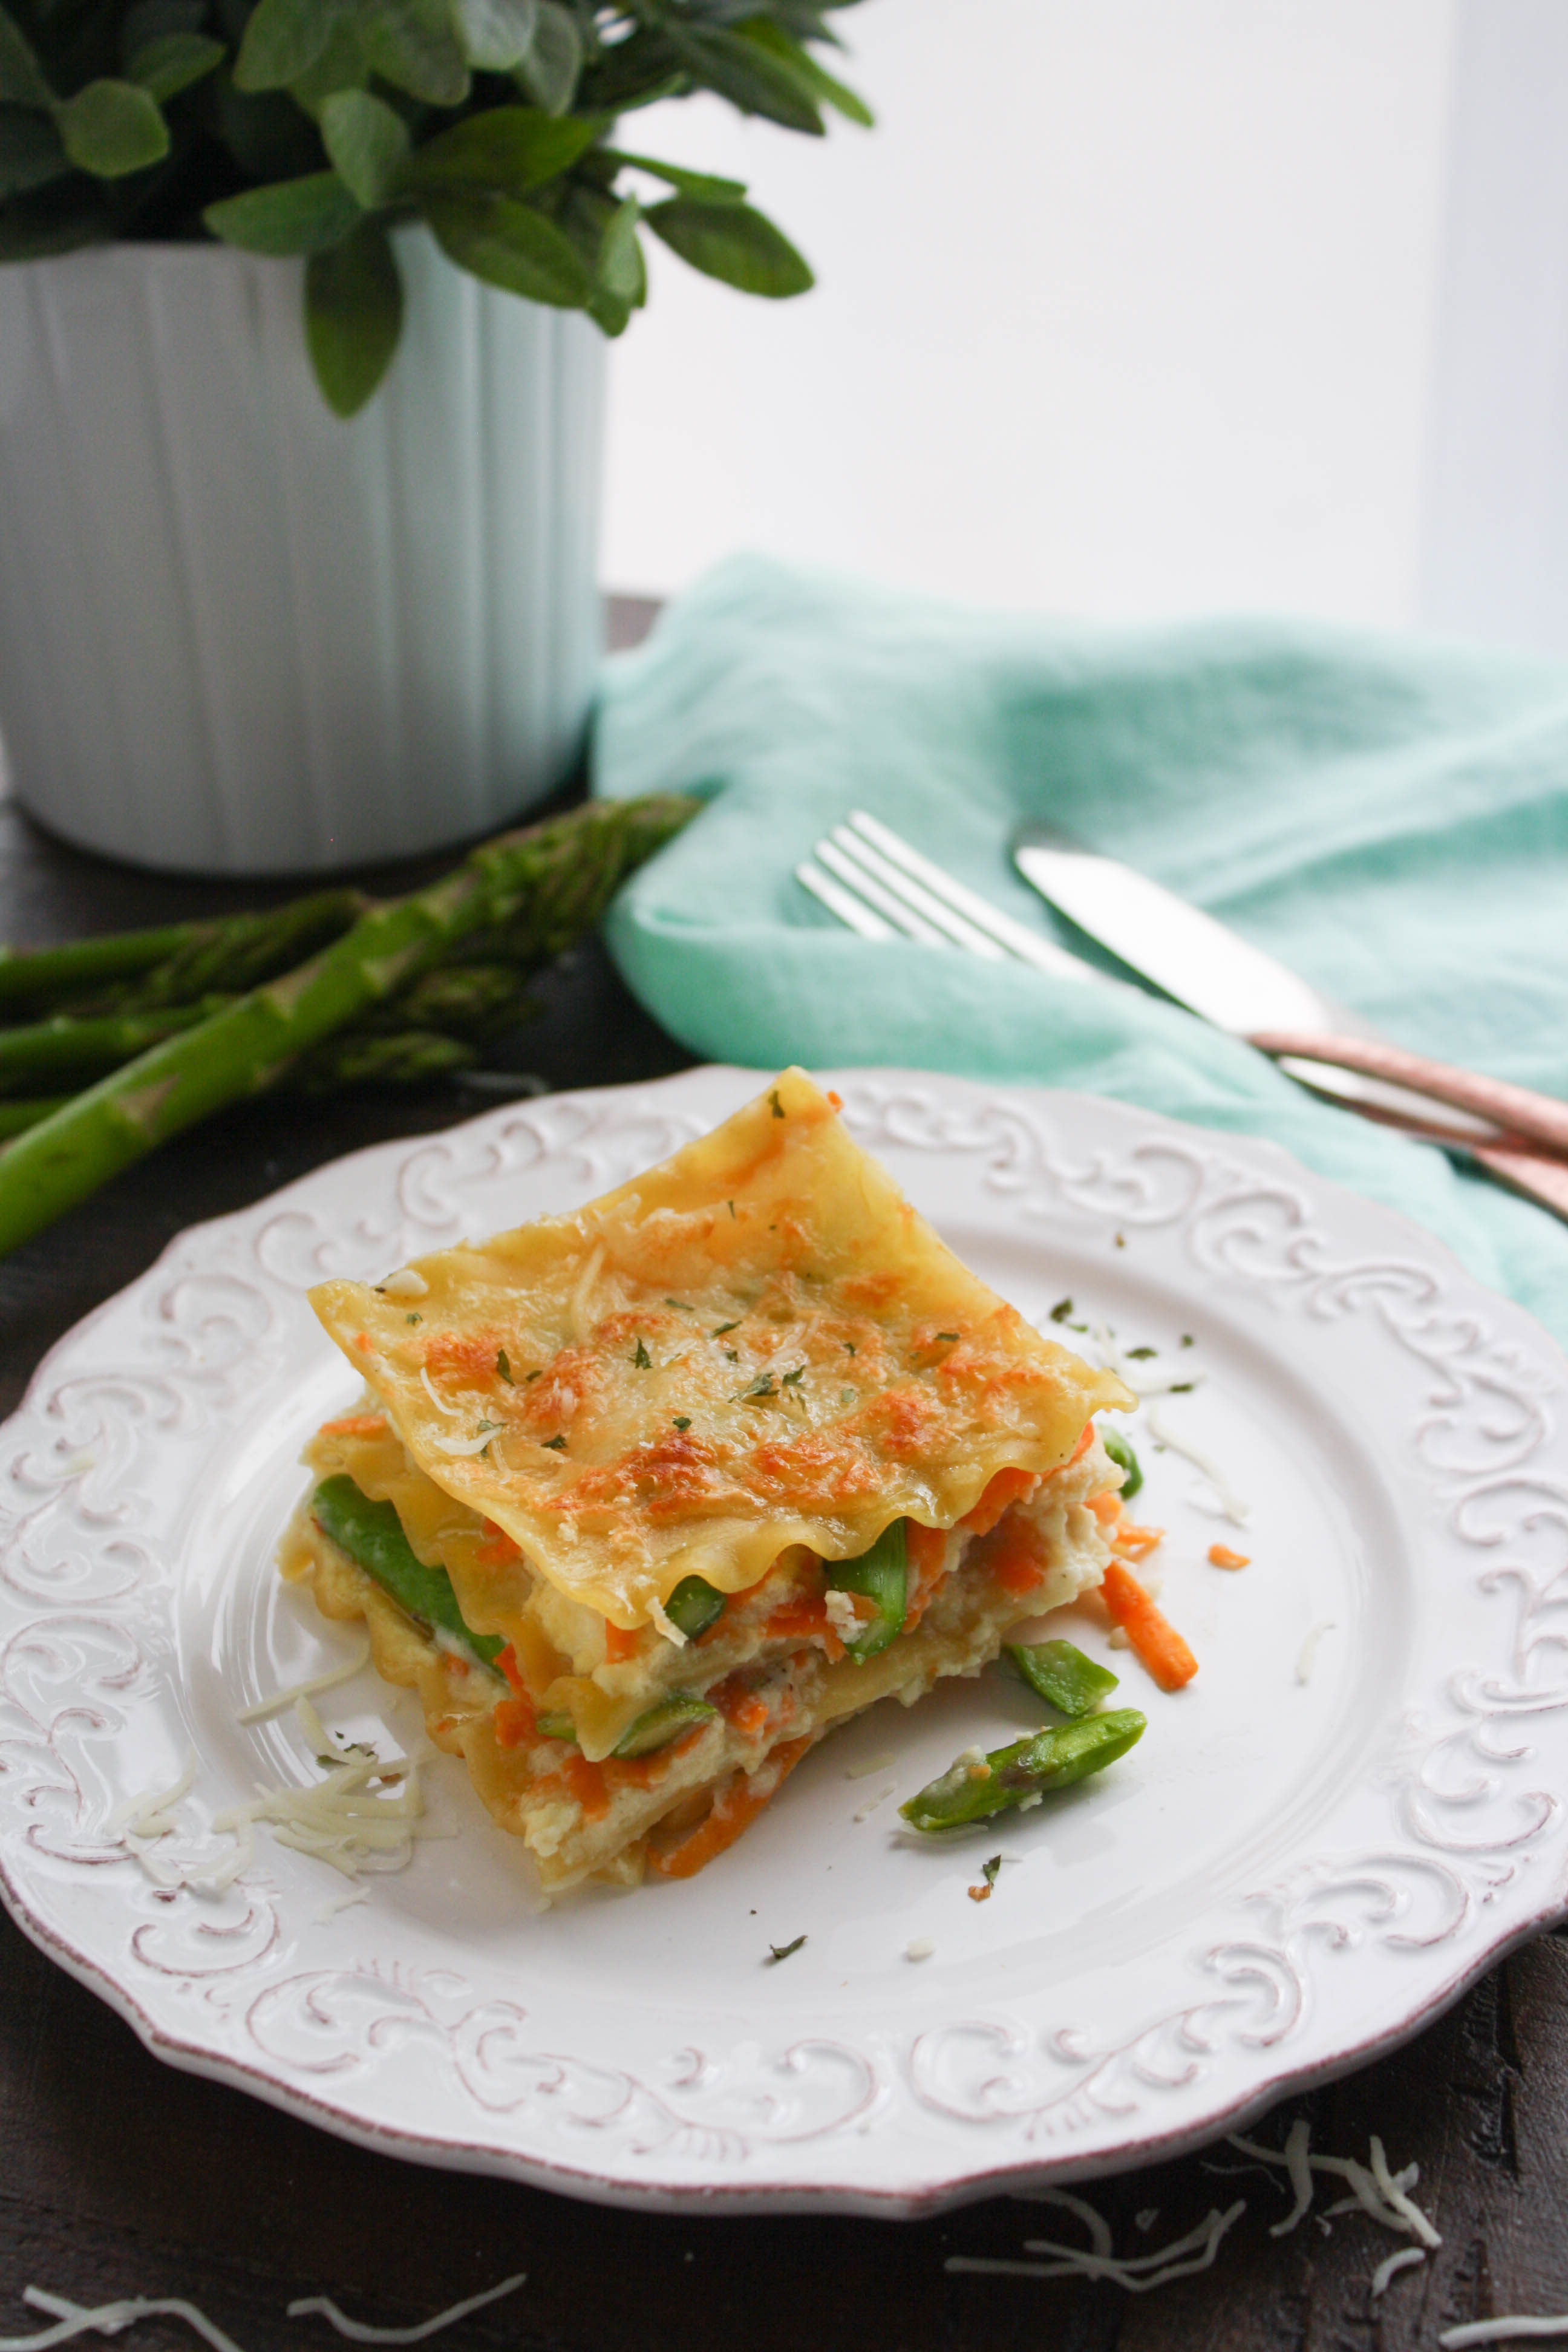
[0,795,695,1260]
[0,1097,71,1140]
[899,1710,1146,1832]
[0,999,230,1090]
[1004,1638,1120,1718]
[1102,1428,1143,1500]
[662,1575,727,1640]
[311,1474,505,1667]
[826,1520,907,1661]
[0,892,364,1018]
[613,1693,719,1757]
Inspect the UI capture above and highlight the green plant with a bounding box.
[0,0,871,414]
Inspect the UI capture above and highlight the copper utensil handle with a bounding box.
[1248,1031,1568,1163]
[1470,1145,1568,1224]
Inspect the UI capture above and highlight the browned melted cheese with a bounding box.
[309,1068,1131,1626]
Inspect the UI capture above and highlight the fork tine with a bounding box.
[811,838,950,943]
[825,827,1009,961]
[795,859,896,939]
[847,810,1097,983]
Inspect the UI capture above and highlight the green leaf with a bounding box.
[0,7,53,111]
[601,148,746,206]
[204,170,363,256]
[57,81,171,179]
[423,186,592,307]
[287,15,368,117]
[121,3,208,59]
[0,103,68,197]
[645,197,812,298]
[598,192,643,305]
[235,0,346,93]
[451,0,538,72]
[513,0,581,115]
[410,105,598,195]
[735,15,872,126]
[358,0,470,108]
[126,31,226,103]
[319,89,409,209]
[305,218,403,416]
[667,27,823,136]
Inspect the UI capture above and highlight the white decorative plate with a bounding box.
[3,1068,1567,2218]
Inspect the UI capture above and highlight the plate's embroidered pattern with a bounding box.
[1,1071,1564,2211]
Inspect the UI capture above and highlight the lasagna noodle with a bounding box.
[308,1066,1129,1627]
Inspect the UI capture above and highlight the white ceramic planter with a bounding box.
[0,232,604,875]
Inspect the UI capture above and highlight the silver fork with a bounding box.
[796,810,1103,985]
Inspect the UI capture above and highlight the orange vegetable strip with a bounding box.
[647,1737,811,1880]
[319,1413,387,1439]
[561,1749,609,1820]
[1088,1490,1122,1526]
[962,1467,1037,1538]
[1114,1521,1165,1558]
[1102,1558,1198,1691]
[988,1516,1048,1598]
[903,1518,949,1629]
[604,1621,639,1665]
[495,1642,527,1696]
[1068,1420,1094,1465]
[1209,1544,1250,1569]
[493,1694,535,1749]
[764,1599,846,1662]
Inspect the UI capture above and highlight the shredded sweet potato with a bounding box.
[1102,1558,1198,1691]
[647,1737,811,1878]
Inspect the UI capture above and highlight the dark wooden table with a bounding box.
[2,600,1564,2352]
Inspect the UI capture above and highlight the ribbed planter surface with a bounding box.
[0,232,604,875]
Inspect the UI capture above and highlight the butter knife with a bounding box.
[1012,822,1568,1222]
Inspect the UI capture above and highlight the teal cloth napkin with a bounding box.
[592,557,1568,1350]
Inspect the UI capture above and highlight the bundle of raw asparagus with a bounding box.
[0,794,696,1261]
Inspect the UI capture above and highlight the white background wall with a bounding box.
[603,0,1459,629]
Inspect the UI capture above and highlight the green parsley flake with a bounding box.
[769,1089,785,1119]
[496,1348,513,1382]
[405,1313,422,1325]
[840,1388,855,1406]
[672,1416,691,1432]
[782,1365,805,1387]
[525,1368,541,1382]
[981,1854,1001,1888]
[1169,1380,1195,1393]
[766,1934,805,1964]
[742,1373,776,1401]
[1049,1298,1073,1323]
[728,1200,736,1219]
[665,1299,693,1310]
[633,1338,652,1370]
[541,1435,567,1451]
[935,1331,959,1344]
[1126,1345,1157,1361]
[713,1320,740,1336]
[1180,1333,1195,1347]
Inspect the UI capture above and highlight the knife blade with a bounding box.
[1011,821,1504,1143]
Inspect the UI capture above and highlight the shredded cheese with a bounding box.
[1440,2323,1568,2347]
[947,2190,1246,2292]
[284,2275,526,2342]
[646,1595,688,1649]
[381,1267,428,1299]
[1269,2117,1315,2238]
[2,2288,246,2352]
[567,1237,606,1346]
[1294,1621,1336,1686]
[906,1938,935,1960]
[1372,2247,1426,2297]
[106,1752,197,1838]
[419,1365,463,1418]
[845,1753,897,1780]
[235,1640,371,1724]
[852,1785,896,1823]
[212,1753,434,1881]
[1227,2127,1440,2247]
[428,1428,500,1458]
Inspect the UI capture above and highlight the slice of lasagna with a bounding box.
[279,1069,1133,1892]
